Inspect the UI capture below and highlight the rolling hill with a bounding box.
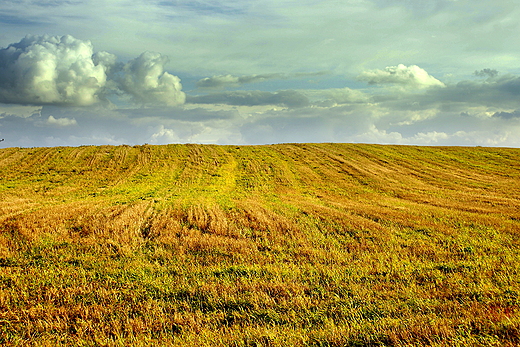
[1,143,519,346]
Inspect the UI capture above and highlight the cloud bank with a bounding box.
[187,90,310,108]
[1,33,520,148]
[0,35,185,107]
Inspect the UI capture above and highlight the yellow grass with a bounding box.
[0,143,519,346]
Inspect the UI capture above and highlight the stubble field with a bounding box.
[0,143,519,346]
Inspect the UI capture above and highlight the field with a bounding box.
[0,143,519,346]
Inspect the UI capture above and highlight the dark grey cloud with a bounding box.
[196,74,284,89]
[495,75,520,95]
[492,110,520,119]
[438,75,520,107]
[196,72,327,89]
[367,73,520,113]
[119,106,238,122]
[474,68,499,78]
[187,90,310,108]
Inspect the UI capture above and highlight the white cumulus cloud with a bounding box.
[358,64,445,89]
[118,52,186,106]
[0,35,111,106]
[150,125,181,144]
[0,35,186,107]
[45,115,77,127]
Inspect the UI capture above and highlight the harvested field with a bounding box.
[1,143,519,346]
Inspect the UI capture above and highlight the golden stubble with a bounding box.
[0,143,519,346]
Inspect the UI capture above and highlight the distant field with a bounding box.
[1,143,519,346]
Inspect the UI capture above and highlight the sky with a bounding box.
[1,0,520,148]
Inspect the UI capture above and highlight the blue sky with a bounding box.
[1,0,520,147]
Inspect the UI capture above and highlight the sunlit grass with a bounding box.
[1,143,519,346]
